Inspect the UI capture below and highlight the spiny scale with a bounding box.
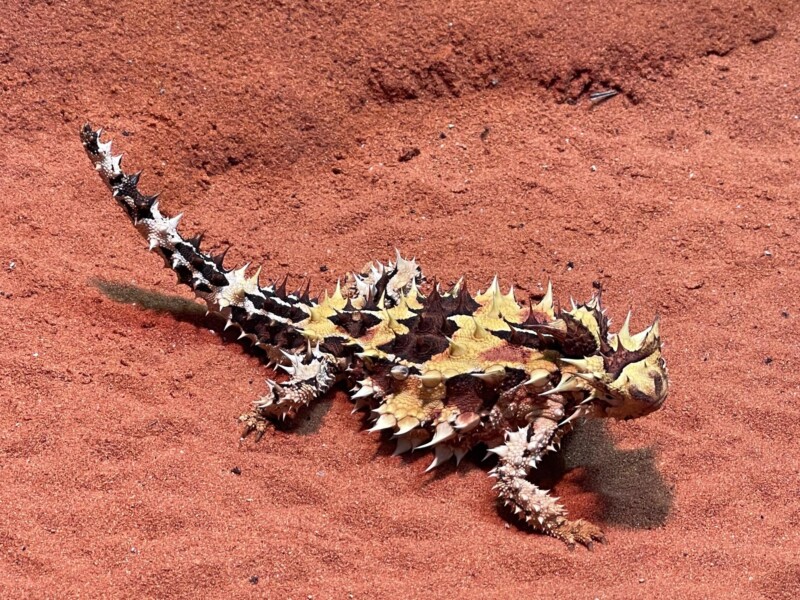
[81,124,669,549]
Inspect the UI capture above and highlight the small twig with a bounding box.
[589,90,620,104]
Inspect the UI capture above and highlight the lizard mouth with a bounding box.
[570,351,668,421]
[595,386,665,420]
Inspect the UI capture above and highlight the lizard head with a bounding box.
[563,314,668,421]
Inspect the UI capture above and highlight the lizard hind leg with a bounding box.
[489,427,605,549]
[239,348,340,440]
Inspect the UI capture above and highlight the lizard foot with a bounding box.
[550,518,605,550]
[238,411,272,442]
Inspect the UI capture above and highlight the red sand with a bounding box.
[2,1,800,597]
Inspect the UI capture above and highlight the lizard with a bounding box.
[80,124,668,548]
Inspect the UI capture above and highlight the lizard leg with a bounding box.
[489,425,605,549]
[239,347,339,439]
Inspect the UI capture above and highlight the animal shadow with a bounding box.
[90,278,208,327]
[558,420,673,529]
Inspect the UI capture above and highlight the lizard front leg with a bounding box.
[239,347,340,439]
[489,424,605,549]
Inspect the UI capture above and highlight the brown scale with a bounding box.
[369,366,400,397]
[377,330,450,363]
[439,281,481,316]
[603,333,661,379]
[480,342,537,366]
[329,307,382,338]
[438,374,486,415]
[484,386,567,437]
[377,289,461,362]
[559,312,602,357]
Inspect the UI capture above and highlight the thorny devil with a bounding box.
[81,124,669,549]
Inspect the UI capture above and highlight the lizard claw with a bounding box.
[552,518,605,549]
[238,412,270,442]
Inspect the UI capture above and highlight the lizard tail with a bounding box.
[80,124,309,361]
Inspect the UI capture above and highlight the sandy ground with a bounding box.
[2,1,800,598]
